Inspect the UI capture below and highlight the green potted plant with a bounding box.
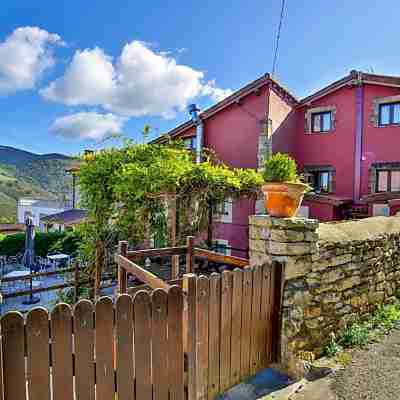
[262,153,310,218]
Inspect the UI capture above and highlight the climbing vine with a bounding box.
[77,139,263,274]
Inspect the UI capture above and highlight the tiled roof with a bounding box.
[40,209,88,225]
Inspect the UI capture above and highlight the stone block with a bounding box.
[337,275,361,291]
[304,307,321,318]
[269,241,316,256]
[285,256,313,280]
[293,290,312,307]
[322,292,341,304]
[324,268,345,283]
[249,251,271,267]
[368,291,385,304]
[305,231,319,242]
[270,229,305,242]
[312,254,352,271]
[249,225,270,241]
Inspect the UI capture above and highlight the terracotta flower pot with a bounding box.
[262,182,308,218]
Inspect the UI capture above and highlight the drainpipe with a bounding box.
[354,72,364,201]
[188,104,203,164]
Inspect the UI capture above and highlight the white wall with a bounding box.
[17,199,67,232]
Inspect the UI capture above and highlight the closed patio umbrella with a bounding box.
[22,217,40,305]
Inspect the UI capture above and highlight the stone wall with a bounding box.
[249,214,400,362]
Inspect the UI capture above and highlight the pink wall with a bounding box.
[302,200,335,221]
[294,86,357,198]
[203,87,268,253]
[203,86,268,169]
[360,84,400,197]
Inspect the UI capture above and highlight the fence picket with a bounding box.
[152,289,169,400]
[208,273,221,399]
[95,297,115,400]
[51,303,73,400]
[197,276,210,400]
[134,291,152,400]
[250,266,262,375]
[260,264,272,367]
[74,300,95,400]
[240,268,253,379]
[26,308,51,400]
[220,270,233,392]
[168,285,184,400]
[115,294,135,400]
[1,312,26,400]
[231,269,243,386]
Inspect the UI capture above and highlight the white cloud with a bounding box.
[41,41,231,118]
[41,47,115,106]
[0,26,63,94]
[50,112,125,141]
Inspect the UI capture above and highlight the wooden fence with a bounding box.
[0,247,282,400]
[0,287,184,400]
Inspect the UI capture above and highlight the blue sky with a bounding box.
[1,0,400,155]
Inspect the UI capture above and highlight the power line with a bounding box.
[271,0,286,77]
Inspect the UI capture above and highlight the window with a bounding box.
[213,198,233,223]
[183,137,197,150]
[379,102,400,126]
[213,239,231,256]
[311,111,332,133]
[305,170,332,193]
[376,169,400,192]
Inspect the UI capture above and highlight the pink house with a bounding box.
[154,71,400,256]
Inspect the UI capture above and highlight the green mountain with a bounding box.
[0,146,75,223]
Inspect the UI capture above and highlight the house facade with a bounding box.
[155,70,400,256]
[17,198,73,232]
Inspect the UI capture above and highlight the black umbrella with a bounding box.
[22,216,40,305]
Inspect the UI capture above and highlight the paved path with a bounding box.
[334,329,400,400]
[263,329,400,400]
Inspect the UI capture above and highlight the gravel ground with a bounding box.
[334,329,400,400]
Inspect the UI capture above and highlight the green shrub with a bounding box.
[49,230,82,256]
[338,323,370,348]
[0,231,80,257]
[263,153,299,183]
[323,333,342,357]
[371,303,400,330]
[55,286,90,305]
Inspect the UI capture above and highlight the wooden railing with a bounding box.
[115,236,250,293]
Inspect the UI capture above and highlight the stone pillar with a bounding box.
[249,215,319,373]
[257,118,271,170]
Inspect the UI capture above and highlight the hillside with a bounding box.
[0,146,75,223]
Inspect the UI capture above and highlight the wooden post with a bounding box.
[207,199,213,249]
[171,255,180,280]
[169,194,180,278]
[183,274,197,400]
[94,243,103,299]
[186,236,194,274]
[118,241,128,294]
[74,260,80,303]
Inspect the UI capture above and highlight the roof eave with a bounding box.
[152,73,298,144]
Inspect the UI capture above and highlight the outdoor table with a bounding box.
[47,254,70,268]
[3,270,30,278]
[2,269,31,290]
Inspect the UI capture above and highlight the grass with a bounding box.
[323,300,400,357]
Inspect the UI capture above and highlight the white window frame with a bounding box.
[213,198,233,223]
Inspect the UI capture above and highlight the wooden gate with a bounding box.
[185,262,282,400]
